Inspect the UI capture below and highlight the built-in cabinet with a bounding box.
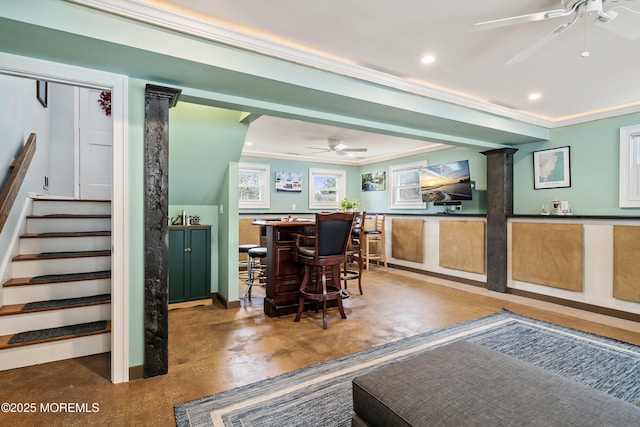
[169,225,211,303]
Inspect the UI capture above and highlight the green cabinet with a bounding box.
[169,225,211,303]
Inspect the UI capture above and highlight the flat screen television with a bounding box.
[420,160,472,206]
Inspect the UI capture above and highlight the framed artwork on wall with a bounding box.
[275,171,302,192]
[533,146,571,189]
[362,171,386,191]
[37,80,48,108]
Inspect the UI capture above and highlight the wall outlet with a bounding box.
[219,205,224,215]
[292,204,296,211]
[43,176,49,190]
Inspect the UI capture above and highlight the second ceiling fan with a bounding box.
[472,0,640,64]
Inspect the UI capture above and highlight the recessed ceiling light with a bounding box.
[246,141,253,146]
[420,55,436,65]
[528,92,542,101]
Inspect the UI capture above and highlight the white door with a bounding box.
[79,88,112,200]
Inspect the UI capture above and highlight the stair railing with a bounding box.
[0,133,36,233]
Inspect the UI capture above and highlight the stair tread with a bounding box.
[0,294,111,316]
[3,270,112,287]
[21,231,111,238]
[13,250,111,261]
[27,214,111,219]
[32,198,111,203]
[0,320,111,349]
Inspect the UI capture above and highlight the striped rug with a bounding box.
[175,309,640,427]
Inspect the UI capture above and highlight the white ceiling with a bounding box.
[94,0,640,164]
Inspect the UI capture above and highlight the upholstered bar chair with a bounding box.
[293,212,355,329]
[363,214,387,269]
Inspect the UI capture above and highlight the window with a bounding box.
[619,124,640,208]
[239,163,270,209]
[309,168,346,209]
[389,161,426,209]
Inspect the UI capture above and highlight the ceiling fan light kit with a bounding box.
[473,0,640,64]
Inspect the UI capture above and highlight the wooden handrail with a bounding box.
[0,133,36,233]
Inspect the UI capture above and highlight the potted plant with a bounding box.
[339,198,360,212]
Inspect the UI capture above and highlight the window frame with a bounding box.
[308,168,346,210]
[389,161,427,209]
[619,124,640,208]
[239,162,270,209]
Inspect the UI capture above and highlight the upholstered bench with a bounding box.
[352,341,640,426]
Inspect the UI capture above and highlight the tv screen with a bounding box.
[420,160,472,205]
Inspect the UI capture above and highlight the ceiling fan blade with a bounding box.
[595,6,640,39]
[472,9,570,31]
[506,15,579,65]
[342,148,368,152]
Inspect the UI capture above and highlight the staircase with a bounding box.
[0,198,112,371]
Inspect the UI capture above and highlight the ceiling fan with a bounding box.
[307,138,368,156]
[472,0,640,64]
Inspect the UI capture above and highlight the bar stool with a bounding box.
[293,212,354,329]
[363,214,387,269]
[239,244,259,281]
[342,211,365,295]
[246,247,267,299]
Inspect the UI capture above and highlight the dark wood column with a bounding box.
[143,84,181,378]
[481,148,517,293]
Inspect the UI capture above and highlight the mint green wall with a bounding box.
[513,112,640,215]
[359,148,488,214]
[128,78,146,367]
[220,163,239,303]
[239,156,361,213]
[169,103,247,205]
[238,148,487,215]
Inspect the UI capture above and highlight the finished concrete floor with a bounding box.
[0,267,638,426]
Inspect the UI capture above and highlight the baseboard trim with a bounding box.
[388,263,640,323]
[389,263,485,288]
[508,288,640,323]
[129,364,144,380]
[215,293,241,309]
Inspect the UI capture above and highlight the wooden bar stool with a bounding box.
[363,214,387,269]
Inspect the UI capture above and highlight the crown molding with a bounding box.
[68,0,637,129]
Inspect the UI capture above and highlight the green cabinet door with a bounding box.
[168,226,211,303]
[187,227,211,300]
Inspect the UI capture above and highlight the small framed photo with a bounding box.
[37,80,48,108]
[533,146,571,190]
[362,171,386,191]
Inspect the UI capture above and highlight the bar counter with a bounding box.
[253,219,315,317]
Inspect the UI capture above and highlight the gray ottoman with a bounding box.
[352,341,640,426]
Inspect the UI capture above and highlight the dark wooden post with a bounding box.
[143,84,181,378]
[481,148,517,293]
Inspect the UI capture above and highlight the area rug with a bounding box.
[174,309,640,427]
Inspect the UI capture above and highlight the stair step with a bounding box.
[2,278,111,305]
[13,250,112,261]
[21,231,111,238]
[25,215,111,233]
[3,270,111,287]
[11,253,111,278]
[0,320,111,349]
[0,294,111,316]
[32,198,111,216]
[18,233,111,254]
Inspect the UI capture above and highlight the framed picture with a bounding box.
[362,171,386,191]
[533,146,571,189]
[37,80,48,108]
[275,171,302,192]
